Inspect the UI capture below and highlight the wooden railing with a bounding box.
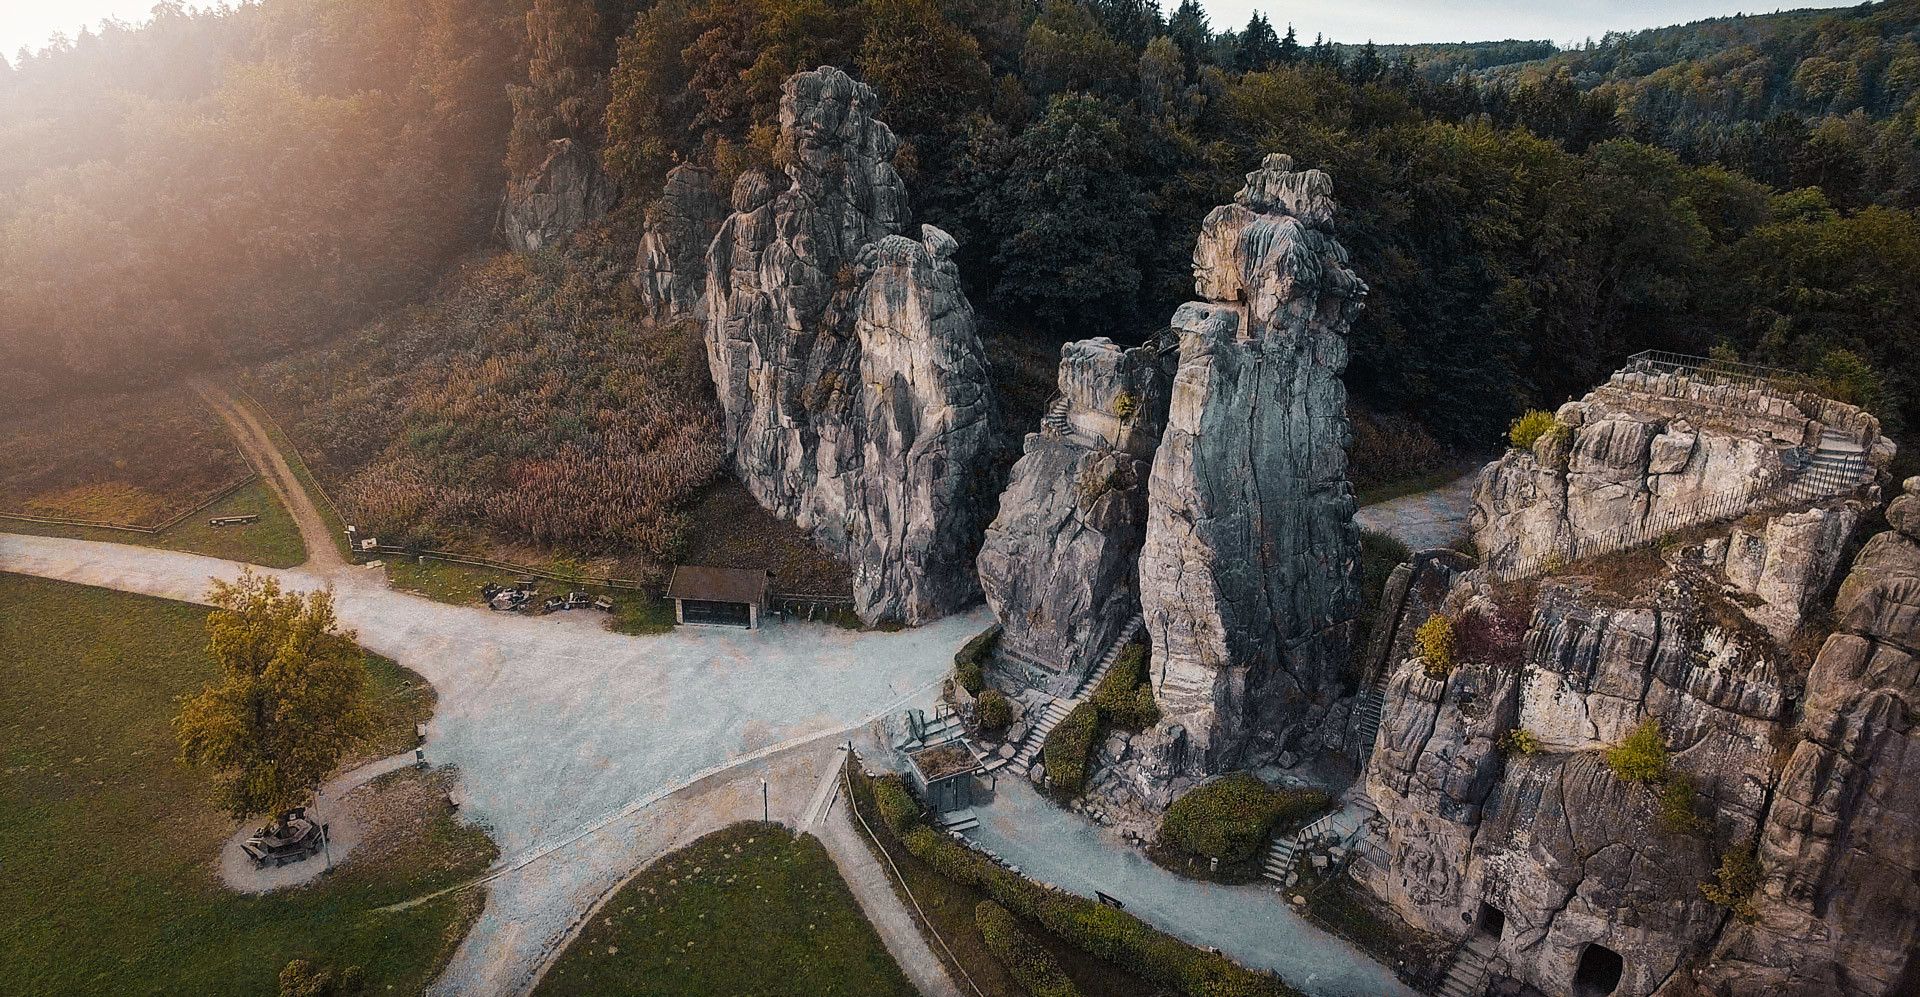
[0,472,259,535]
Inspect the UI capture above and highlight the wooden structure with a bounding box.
[905,740,987,814]
[667,565,771,629]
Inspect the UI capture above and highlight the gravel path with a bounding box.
[1354,471,1480,551]
[0,533,983,995]
[964,779,1418,997]
[217,751,416,892]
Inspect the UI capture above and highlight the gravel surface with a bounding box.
[0,533,984,995]
[1354,471,1480,551]
[217,751,416,892]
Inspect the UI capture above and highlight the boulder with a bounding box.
[703,68,996,625]
[1137,153,1365,775]
[504,138,617,252]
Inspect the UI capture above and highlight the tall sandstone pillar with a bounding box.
[1137,153,1365,776]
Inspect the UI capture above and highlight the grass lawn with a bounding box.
[0,572,496,995]
[535,822,914,997]
[843,767,1159,997]
[1354,463,1477,508]
[381,555,678,633]
[1,478,308,568]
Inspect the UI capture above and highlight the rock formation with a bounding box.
[703,68,995,625]
[1358,408,1912,994]
[977,337,1173,694]
[503,138,617,252]
[1472,368,1892,577]
[1134,153,1366,778]
[634,164,725,320]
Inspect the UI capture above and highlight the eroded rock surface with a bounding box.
[703,68,994,625]
[1136,153,1365,777]
[504,138,617,252]
[634,164,725,320]
[977,338,1172,695]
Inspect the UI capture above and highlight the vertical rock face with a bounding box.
[1136,153,1366,776]
[1704,475,1920,997]
[977,338,1172,694]
[634,164,725,320]
[504,138,617,252]
[703,68,994,625]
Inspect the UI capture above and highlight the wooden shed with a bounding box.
[906,740,986,814]
[667,565,771,629]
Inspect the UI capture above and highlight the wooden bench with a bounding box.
[208,514,260,528]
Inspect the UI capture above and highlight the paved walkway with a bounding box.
[964,780,1418,997]
[0,532,985,995]
[1355,471,1479,551]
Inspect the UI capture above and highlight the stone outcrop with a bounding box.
[504,138,617,253]
[634,164,725,320]
[1472,372,1890,577]
[1358,451,1912,995]
[703,68,994,625]
[977,337,1172,695]
[1135,153,1366,778]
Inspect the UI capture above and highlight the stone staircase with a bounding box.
[989,614,1142,778]
[1435,933,1496,997]
[936,808,980,832]
[1797,429,1870,499]
[1352,670,1390,755]
[1261,831,1302,886]
[1042,395,1071,435]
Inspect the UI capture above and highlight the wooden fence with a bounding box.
[0,471,260,535]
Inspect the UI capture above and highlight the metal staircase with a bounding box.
[1793,430,1870,501]
[1042,395,1071,435]
[1353,671,1390,754]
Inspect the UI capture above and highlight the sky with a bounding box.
[1,0,1870,63]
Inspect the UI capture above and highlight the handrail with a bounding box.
[841,748,987,997]
[1621,349,1818,395]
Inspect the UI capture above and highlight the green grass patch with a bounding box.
[534,822,914,997]
[1153,774,1330,882]
[0,572,495,995]
[1353,464,1474,508]
[1,478,308,568]
[1040,702,1102,795]
[380,555,676,633]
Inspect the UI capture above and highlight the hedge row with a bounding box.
[1041,702,1102,794]
[900,826,1294,997]
[1089,641,1159,731]
[975,900,1083,997]
[955,624,1000,695]
[1158,773,1331,865]
[873,774,923,837]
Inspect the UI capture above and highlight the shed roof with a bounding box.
[667,565,770,605]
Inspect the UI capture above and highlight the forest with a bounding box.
[3,0,1918,564]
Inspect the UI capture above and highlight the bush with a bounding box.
[1414,613,1456,678]
[975,901,1084,997]
[278,960,361,997]
[977,689,1013,736]
[1606,718,1671,783]
[1701,844,1762,921]
[955,625,999,696]
[1158,773,1330,866]
[1498,728,1541,756]
[1658,773,1712,838]
[1454,598,1529,666]
[1041,702,1102,794]
[1091,641,1159,730]
[1507,409,1563,450]
[873,774,923,837]
[899,826,1286,997]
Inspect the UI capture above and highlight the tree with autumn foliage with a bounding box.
[175,571,370,831]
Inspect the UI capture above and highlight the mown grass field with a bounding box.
[0,572,494,995]
[535,822,913,997]
[1,478,308,568]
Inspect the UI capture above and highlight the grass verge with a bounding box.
[0,571,494,995]
[1,478,307,568]
[379,555,677,632]
[534,822,914,996]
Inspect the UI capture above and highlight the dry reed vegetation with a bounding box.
[0,386,246,526]
[250,238,727,566]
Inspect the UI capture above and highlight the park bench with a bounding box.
[591,595,615,612]
[208,514,259,527]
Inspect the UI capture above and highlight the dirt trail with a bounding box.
[190,379,346,573]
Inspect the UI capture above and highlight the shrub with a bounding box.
[873,774,923,837]
[899,826,1285,997]
[1454,598,1529,666]
[1606,718,1670,783]
[1507,409,1563,450]
[1658,773,1712,838]
[1113,391,1138,420]
[955,625,999,696]
[1158,773,1330,866]
[1041,702,1103,794]
[278,960,361,997]
[976,901,1084,997]
[1415,613,1456,678]
[1091,641,1159,730]
[1498,728,1541,756]
[1701,844,1762,921]
[977,689,1013,736]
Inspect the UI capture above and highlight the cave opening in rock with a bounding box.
[1573,942,1625,997]
[1476,901,1506,940]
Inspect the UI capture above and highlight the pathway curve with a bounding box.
[190,379,345,571]
[1355,470,1479,551]
[0,532,981,996]
[218,750,416,892]
[965,779,1418,997]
